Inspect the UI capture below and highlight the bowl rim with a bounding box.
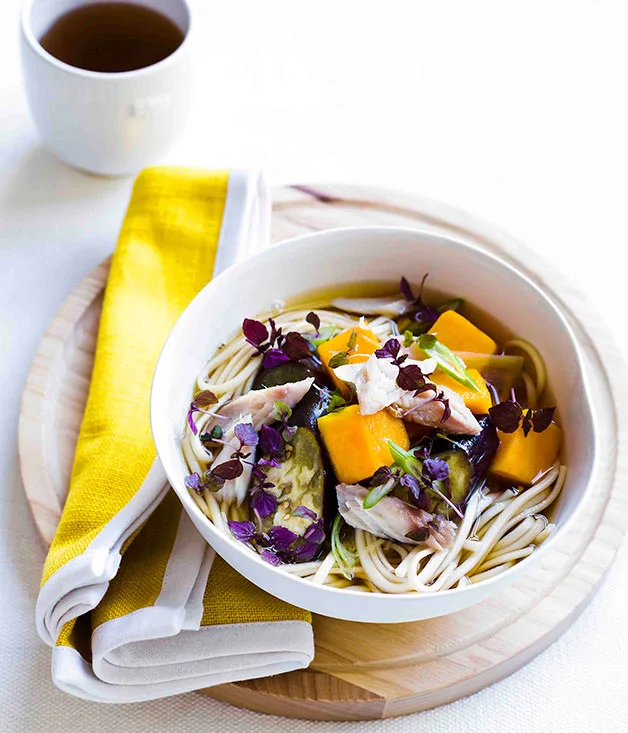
[151,225,599,604]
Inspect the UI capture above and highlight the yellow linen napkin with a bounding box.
[36,168,313,702]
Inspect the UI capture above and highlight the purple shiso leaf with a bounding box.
[228,520,257,542]
[268,318,283,347]
[375,338,401,361]
[532,406,555,433]
[400,276,414,301]
[257,457,281,469]
[396,364,430,392]
[422,457,450,483]
[261,348,291,369]
[414,302,440,326]
[185,472,202,493]
[268,525,299,550]
[434,392,452,423]
[251,489,276,518]
[282,331,312,361]
[370,466,393,487]
[489,400,523,433]
[303,519,325,545]
[194,390,218,408]
[293,505,317,521]
[187,409,198,435]
[400,472,420,493]
[211,459,244,481]
[234,422,259,447]
[260,549,283,566]
[242,318,268,347]
[521,414,533,438]
[260,424,283,457]
[306,311,321,333]
[291,542,319,561]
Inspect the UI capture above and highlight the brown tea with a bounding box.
[39,2,185,73]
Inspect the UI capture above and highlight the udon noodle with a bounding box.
[182,292,565,594]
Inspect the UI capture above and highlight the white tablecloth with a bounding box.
[2,1,627,730]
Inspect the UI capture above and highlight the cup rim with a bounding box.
[20,0,192,80]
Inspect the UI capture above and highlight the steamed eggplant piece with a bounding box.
[252,356,328,390]
[430,415,499,511]
[290,385,333,434]
[262,428,325,537]
[447,415,499,489]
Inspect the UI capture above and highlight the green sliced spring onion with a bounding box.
[388,440,423,478]
[417,334,480,392]
[363,477,396,509]
[310,325,339,348]
[330,514,358,579]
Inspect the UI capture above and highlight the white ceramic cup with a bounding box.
[151,227,598,624]
[20,0,192,176]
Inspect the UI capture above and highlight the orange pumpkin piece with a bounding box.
[431,368,493,414]
[490,422,563,486]
[317,405,410,485]
[428,310,497,355]
[318,326,380,396]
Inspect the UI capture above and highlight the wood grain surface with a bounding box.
[18,185,627,720]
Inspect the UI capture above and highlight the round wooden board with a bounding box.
[19,184,627,721]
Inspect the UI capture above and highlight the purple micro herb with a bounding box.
[268,318,284,347]
[399,274,440,327]
[282,331,312,361]
[432,391,452,423]
[370,466,393,486]
[306,311,321,334]
[234,422,259,448]
[400,276,415,301]
[261,348,290,369]
[268,526,299,550]
[210,459,244,481]
[422,457,450,483]
[291,542,319,561]
[242,318,269,351]
[374,338,408,367]
[184,472,203,494]
[489,400,555,437]
[488,400,522,433]
[259,424,284,460]
[293,505,317,521]
[396,364,433,393]
[260,549,283,566]
[186,390,218,435]
[250,488,277,518]
[303,519,325,545]
[531,406,555,433]
[228,520,257,543]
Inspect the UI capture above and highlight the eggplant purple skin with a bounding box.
[433,415,499,501]
[453,415,499,491]
[251,357,337,534]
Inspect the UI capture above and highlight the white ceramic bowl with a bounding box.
[151,227,597,623]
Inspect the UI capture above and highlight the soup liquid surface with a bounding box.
[39,2,184,73]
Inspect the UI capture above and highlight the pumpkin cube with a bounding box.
[317,405,409,484]
[428,310,497,355]
[431,368,493,414]
[490,422,563,485]
[318,327,380,396]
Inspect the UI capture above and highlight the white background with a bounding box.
[1,1,627,731]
